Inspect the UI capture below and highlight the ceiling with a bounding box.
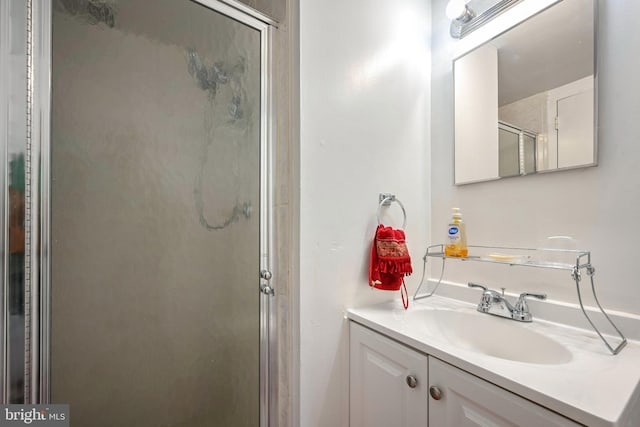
[487,0,594,106]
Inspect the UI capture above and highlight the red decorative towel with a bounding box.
[369,224,412,308]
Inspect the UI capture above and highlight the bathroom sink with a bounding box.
[412,309,572,365]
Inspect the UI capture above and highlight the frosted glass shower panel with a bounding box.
[51,1,261,426]
[498,127,519,178]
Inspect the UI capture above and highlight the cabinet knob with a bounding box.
[406,375,418,388]
[429,386,443,400]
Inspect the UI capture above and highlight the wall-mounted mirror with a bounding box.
[453,0,596,184]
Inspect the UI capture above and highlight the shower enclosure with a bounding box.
[498,121,537,178]
[1,0,276,425]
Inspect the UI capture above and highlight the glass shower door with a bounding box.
[49,1,267,425]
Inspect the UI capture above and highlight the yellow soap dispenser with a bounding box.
[445,207,468,257]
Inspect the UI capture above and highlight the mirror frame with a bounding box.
[452,0,598,185]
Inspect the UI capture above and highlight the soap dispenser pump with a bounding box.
[445,207,468,257]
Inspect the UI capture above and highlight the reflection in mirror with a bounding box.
[498,122,536,177]
[454,0,596,184]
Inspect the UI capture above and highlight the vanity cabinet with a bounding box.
[428,357,580,427]
[349,322,429,427]
[350,321,581,427]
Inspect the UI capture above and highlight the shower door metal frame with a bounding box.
[0,0,10,405]
[1,0,29,405]
[28,1,277,425]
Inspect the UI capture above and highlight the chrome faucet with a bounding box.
[468,282,546,322]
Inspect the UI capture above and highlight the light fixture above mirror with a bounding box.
[448,0,523,38]
[446,0,475,23]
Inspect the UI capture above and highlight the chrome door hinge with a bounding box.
[260,270,274,296]
[260,284,275,296]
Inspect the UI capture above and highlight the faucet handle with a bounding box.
[517,292,547,302]
[513,292,547,321]
[468,283,492,312]
[468,282,488,292]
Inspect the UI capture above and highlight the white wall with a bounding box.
[299,0,431,425]
[431,0,640,318]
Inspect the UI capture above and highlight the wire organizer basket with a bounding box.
[414,244,627,355]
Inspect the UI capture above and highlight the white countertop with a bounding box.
[347,296,640,427]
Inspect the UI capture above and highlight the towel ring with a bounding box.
[377,194,407,229]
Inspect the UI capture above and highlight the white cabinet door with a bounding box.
[350,322,429,427]
[428,357,581,427]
